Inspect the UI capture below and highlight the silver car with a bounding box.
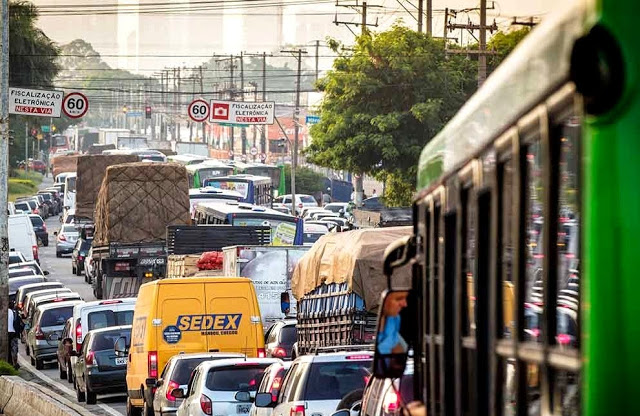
[152,352,245,416]
[26,300,83,369]
[55,224,79,257]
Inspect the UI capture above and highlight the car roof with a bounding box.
[196,358,282,371]
[9,260,41,268]
[169,352,246,362]
[86,325,133,336]
[17,282,61,291]
[36,300,84,312]
[293,351,374,363]
[9,275,44,282]
[73,298,137,312]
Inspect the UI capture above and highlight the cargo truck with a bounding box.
[92,162,191,299]
[290,227,412,357]
[117,136,148,150]
[98,128,130,146]
[174,141,209,157]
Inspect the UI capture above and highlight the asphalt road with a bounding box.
[17,177,127,416]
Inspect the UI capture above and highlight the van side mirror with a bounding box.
[254,392,275,408]
[114,336,129,357]
[331,411,351,416]
[171,388,185,399]
[382,236,416,289]
[373,290,411,379]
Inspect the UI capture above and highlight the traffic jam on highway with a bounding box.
[6,146,412,416]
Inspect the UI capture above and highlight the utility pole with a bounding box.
[281,48,307,215]
[1,0,9,354]
[172,68,177,140]
[199,66,205,143]
[314,40,320,83]
[177,68,182,141]
[426,0,432,35]
[417,0,423,33]
[479,0,487,86]
[229,55,235,157]
[333,2,379,34]
[246,52,271,155]
[240,52,247,156]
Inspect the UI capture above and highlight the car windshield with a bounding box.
[39,194,51,201]
[87,310,134,330]
[92,330,131,351]
[40,306,74,327]
[14,202,29,211]
[279,325,297,344]
[300,196,316,204]
[205,365,269,392]
[324,205,343,213]
[305,361,372,400]
[30,216,44,226]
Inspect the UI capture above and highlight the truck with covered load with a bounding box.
[290,227,411,357]
[92,162,191,299]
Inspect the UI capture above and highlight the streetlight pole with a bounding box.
[0,0,10,363]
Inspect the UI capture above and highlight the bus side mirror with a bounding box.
[383,235,416,288]
[373,290,411,379]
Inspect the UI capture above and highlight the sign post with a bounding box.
[9,87,64,117]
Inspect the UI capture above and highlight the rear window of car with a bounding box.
[303,233,324,244]
[14,202,29,211]
[205,365,269,392]
[279,325,297,344]
[40,306,74,327]
[399,374,414,403]
[30,216,44,226]
[63,225,76,233]
[324,205,343,213]
[173,358,213,384]
[87,310,134,330]
[9,278,43,293]
[304,361,372,400]
[300,196,316,204]
[92,330,131,351]
[39,194,51,201]
[80,239,93,250]
[9,254,24,264]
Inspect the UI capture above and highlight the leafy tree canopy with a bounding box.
[305,25,476,204]
[283,165,325,195]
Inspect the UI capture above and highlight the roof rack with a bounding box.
[313,344,375,355]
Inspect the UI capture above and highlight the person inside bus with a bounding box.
[377,291,409,354]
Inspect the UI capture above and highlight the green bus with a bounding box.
[373,2,640,416]
[233,162,286,196]
[185,160,234,188]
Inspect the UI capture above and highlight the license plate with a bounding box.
[115,357,127,366]
[237,404,252,414]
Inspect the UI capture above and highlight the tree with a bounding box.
[283,165,325,195]
[306,25,477,205]
[487,27,531,73]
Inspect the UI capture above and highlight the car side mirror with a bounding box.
[373,290,411,379]
[171,388,185,399]
[114,336,129,357]
[235,391,252,402]
[43,271,50,276]
[331,411,351,416]
[254,392,275,408]
[146,378,158,388]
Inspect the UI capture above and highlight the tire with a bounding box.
[59,360,67,379]
[76,265,82,276]
[25,344,30,356]
[86,380,97,405]
[95,275,105,300]
[76,378,85,402]
[67,362,74,383]
[127,397,142,416]
[35,358,44,370]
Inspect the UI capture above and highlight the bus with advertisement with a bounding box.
[233,162,285,196]
[203,174,272,206]
[49,134,71,156]
[193,201,303,246]
[185,160,234,188]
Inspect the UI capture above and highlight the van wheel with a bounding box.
[126,397,142,416]
[56,252,62,258]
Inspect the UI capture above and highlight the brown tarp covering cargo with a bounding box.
[51,155,78,177]
[291,227,412,311]
[75,154,138,220]
[93,162,191,246]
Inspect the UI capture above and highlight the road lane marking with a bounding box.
[17,355,124,416]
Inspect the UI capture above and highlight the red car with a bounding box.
[28,160,46,174]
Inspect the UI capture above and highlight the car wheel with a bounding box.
[86,380,97,405]
[76,378,86,402]
[67,362,74,383]
[35,358,44,370]
[127,397,142,416]
[59,360,67,379]
[142,399,154,416]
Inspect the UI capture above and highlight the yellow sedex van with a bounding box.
[125,277,265,414]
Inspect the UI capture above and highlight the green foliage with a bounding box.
[11,169,43,184]
[487,28,531,73]
[0,360,19,376]
[9,177,38,201]
[306,25,477,195]
[283,165,325,195]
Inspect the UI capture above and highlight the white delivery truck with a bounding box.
[223,245,309,330]
[8,214,39,262]
[174,142,209,157]
[98,128,130,147]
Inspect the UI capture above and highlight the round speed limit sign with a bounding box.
[62,92,89,119]
[188,99,209,122]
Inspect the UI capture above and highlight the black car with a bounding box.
[28,214,49,246]
[72,237,92,276]
[37,192,59,216]
[264,318,297,359]
[72,325,131,405]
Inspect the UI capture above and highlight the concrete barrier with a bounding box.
[0,375,88,416]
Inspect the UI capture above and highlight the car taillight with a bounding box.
[75,322,82,351]
[270,376,283,401]
[32,245,38,260]
[86,350,95,366]
[78,255,84,261]
[272,347,286,358]
[291,404,305,416]
[165,380,180,402]
[257,348,266,358]
[148,351,158,378]
[383,390,399,413]
[35,326,45,340]
[200,394,213,415]
[59,234,67,241]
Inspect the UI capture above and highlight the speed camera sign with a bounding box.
[62,92,89,118]
[188,99,209,122]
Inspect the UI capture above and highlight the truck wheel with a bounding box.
[127,397,142,416]
[95,275,104,299]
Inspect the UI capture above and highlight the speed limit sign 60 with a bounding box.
[62,92,89,119]
[188,99,209,122]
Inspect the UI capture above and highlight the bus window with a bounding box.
[525,141,543,343]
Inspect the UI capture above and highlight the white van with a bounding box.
[63,172,76,211]
[8,214,38,262]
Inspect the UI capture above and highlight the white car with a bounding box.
[249,361,293,416]
[322,203,349,215]
[302,222,330,246]
[8,213,39,262]
[175,358,282,416]
[254,351,373,416]
[274,194,318,216]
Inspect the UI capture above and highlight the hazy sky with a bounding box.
[33,0,560,71]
